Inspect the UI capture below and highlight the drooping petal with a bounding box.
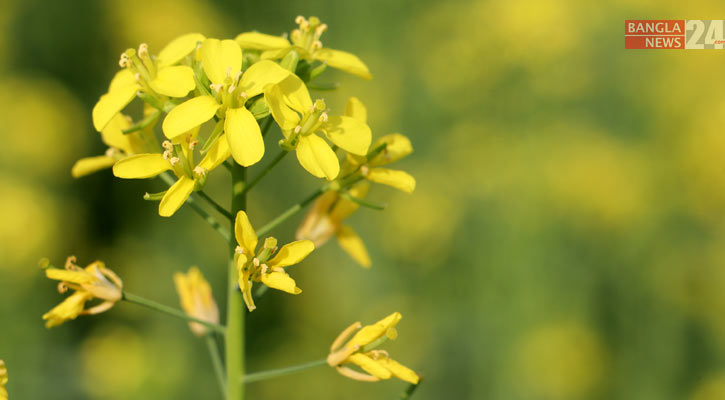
[347,353,392,380]
[336,225,371,268]
[345,97,367,123]
[277,73,312,114]
[225,107,264,167]
[92,70,139,131]
[348,312,402,348]
[159,176,195,217]
[201,38,242,85]
[234,210,258,255]
[162,96,220,139]
[322,116,371,156]
[366,168,416,193]
[71,156,117,178]
[198,134,231,171]
[237,264,256,311]
[314,48,372,80]
[330,182,369,221]
[377,357,419,384]
[296,135,340,180]
[260,271,302,294]
[157,33,205,67]
[42,291,93,328]
[237,60,291,98]
[369,133,413,166]
[45,268,95,284]
[295,191,339,246]
[264,82,300,131]
[235,32,290,50]
[112,154,170,179]
[267,240,314,268]
[149,66,195,97]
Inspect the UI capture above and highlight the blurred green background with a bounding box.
[2,0,725,399]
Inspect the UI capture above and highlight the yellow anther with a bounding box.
[225,66,232,78]
[169,157,180,165]
[253,258,260,267]
[294,125,302,134]
[193,166,207,176]
[235,246,245,255]
[319,112,328,123]
[361,165,369,176]
[138,43,149,58]
[188,140,199,150]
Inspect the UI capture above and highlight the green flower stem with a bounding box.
[121,291,226,334]
[198,190,233,220]
[241,359,327,384]
[260,116,274,138]
[256,185,329,237]
[398,382,421,399]
[206,334,226,395]
[158,173,230,242]
[227,163,247,400]
[240,150,289,197]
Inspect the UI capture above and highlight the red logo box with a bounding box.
[625,20,685,49]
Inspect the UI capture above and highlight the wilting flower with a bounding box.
[92,33,205,132]
[173,266,219,337]
[327,312,419,384]
[297,181,372,267]
[162,38,291,167]
[236,16,372,80]
[112,127,230,217]
[0,359,6,400]
[341,97,416,193]
[234,211,314,311]
[265,74,371,180]
[42,257,123,328]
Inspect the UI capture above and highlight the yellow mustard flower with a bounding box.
[264,74,371,180]
[174,266,219,337]
[42,256,123,328]
[297,181,372,268]
[234,210,314,311]
[0,359,6,400]
[72,106,157,178]
[161,38,291,167]
[236,16,371,80]
[327,312,419,384]
[112,126,230,217]
[92,33,205,132]
[342,97,416,193]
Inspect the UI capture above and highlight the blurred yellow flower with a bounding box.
[341,97,416,193]
[43,257,123,328]
[265,74,371,180]
[297,182,372,268]
[173,266,219,337]
[234,211,314,311]
[112,128,229,217]
[327,312,419,384]
[236,16,372,80]
[0,359,6,400]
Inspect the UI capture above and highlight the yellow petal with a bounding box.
[71,156,116,178]
[296,135,339,180]
[377,357,419,384]
[330,182,370,221]
[198,134,231,171]
[264,82,300,131]
[112,154,170,179]
[234,210,258,255]
[366,168,416,193]
[370,133,413,166]
[336,225,371,268]
[347,353,392,380]
[323,116,371,156]
[162,96,220,139]
[277,73,312,114]
[345,97,367,123]
[267,240,314,268]
[237,60,291,98]
[348,312,402,348]
[314,48,372,80]
[92,70,139,131]
[225,107,264,167]
[260,47,292,60]
[45,268,95,284]
[235,32,290,50]
[149,66,195,97]
[42,291,92,328]
[260,271,302,294]
[159,176,195,217]
[157,33,205,67]
[201,38,242,85]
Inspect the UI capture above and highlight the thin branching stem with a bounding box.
[197,190,233,220]
[206,334,226,395]
[242,359,328,384]
[122,291,226,334]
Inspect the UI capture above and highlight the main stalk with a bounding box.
[227,163,246,400]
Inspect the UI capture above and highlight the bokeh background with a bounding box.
[2,0,725,399]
